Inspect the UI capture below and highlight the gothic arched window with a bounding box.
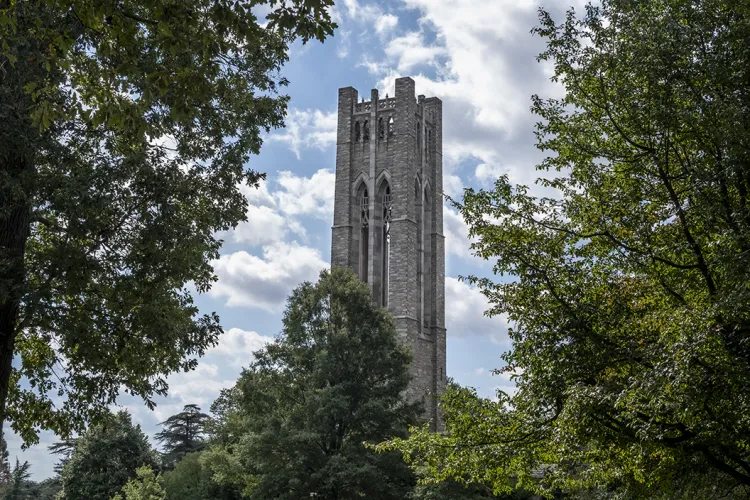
[355,121,361,142]
[358,184,369,282]
[423,187,433,331]
[379,182,392,306]
[363,120,370,141]
[415,179,423,329]
[388,116,394,135]
[378,117,385,139]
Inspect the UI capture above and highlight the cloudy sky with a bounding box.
[11,0,584,479]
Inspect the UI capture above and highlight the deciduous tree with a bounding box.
[0,0,335,444]
[112,466,167,500]
[162,451,241,500]
[382,0,750,497]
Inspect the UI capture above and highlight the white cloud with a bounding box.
[337,30,351,58]
[445,277,510,345]
[230,205,301,246]
[384,31,446,73]
[443,173,465,199]
[222,169,335,248]
[356,0,577,199]
[207,328,273,367]
[444,207,474,259]
[274,169,336,220]
[269,108,337,160]
[209,242,329,311]
[375,13,399,35]
[151,363,236,422]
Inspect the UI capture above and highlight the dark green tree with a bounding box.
[57,411,159,500]
[0,435,11,487]
[2,459,32,500]
[381,0,750,498]
[162,451,241,500]
[48,438,77,474]
[204,266,421,499]
[29,478,62,500]
[0,0,335,444]
[155,404,210,468]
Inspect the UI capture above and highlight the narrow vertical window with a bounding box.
[388,116,394,135]
[415,180,423,330]
[378,117,385,139]
[358,185,369,283]
[381,184,392,306]
[355,121,361,142]
[423,188,433,332]
[363,120,370,141]
[417,124,422,164]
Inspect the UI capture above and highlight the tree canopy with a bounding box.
[112,466,167,500]
[57,411,159,500]
[0,0,335,444]
[381,0,750,498]
[204,266,421,499]
[162,451,242,500]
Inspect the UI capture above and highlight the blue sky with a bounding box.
[10,0,584,479]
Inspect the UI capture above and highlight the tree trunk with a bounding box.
[0,156,31,438]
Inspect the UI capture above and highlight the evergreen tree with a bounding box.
[0,435,11,487]
[155,404,210,468]
[3,459,32,500]
[57,411,159,500]
[48,438,77,474]
[204,267,421,499]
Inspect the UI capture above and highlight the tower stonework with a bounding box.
[330,77,446,428]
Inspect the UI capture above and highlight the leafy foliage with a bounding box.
[112,466,167,500]
[204,266,421,499]
[161,451,241,500]
[155,404,210,468]
[57,411,159,500]
[382,0,750,498]
[0,0,335,444]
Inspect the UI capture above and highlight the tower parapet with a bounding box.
[331,77,446,429]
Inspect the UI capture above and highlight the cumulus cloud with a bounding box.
[209,242,328,311]
[274,169,336,220]
[355,0,579,199]
[445,277,510,345]
[444,207,474,260]
[230,205,304,246]
[375,13,398,35]
[269,108,337,160]
[207,328,273,367]
[222,169,335,248]
[149,363,237,422]
[384,32,445,73]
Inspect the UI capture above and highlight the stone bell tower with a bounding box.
[330,77,446,428]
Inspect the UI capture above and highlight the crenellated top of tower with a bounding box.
[340,77,442,126]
